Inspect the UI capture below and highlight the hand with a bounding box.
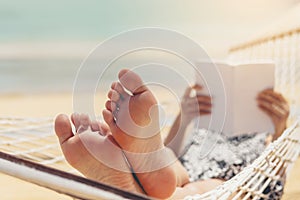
[180,85,212,125]
[257,89,289,139]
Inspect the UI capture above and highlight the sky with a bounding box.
[0,0,299,58]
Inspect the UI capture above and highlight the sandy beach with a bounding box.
[0,93,299,199]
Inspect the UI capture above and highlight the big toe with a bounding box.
[55,114,73,145]
[118,69,147,95]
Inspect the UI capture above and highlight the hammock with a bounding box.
[0,117,299,200]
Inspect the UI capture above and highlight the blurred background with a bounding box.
[1,0,300,199]
[0,0,300,96]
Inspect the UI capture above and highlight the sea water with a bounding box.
[0,57,193,95]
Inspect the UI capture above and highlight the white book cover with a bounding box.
[194,61,275,136]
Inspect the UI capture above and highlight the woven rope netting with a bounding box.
[0,117,151,200]
[0,117,76,173]
[228,27,300,125]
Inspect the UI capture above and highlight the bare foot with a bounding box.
[103,69,176,199]
[54,114,143,193]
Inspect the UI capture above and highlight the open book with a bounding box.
[194,61,275,136]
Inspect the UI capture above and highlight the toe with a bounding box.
[108,89,120,102]
[76,114,91,134]
[118,69,147,95]
[99,122,111,135]
[111,82,128,98]
[105,100,118,112]
[71,113,81,131]
[90,120,100,132]
[90,121,110,136]
[55,114,74,145]
[79,114,91,127]
[102,109,116,131]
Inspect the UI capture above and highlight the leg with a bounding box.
[173,160,190,187]
[103,69,177,198]
[171,179,224,199]
[54,114,143,193]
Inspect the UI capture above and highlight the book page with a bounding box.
[194,62,231,133]
[233,63,274,135]
[194,61,275,136]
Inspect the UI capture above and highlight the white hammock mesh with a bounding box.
[228,28,300,125]
[0,117,75,173]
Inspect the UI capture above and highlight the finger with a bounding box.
[258,104,273,118]
[257,93,288,111]
[265,90,287,103]
[193,109,211,115]
[192,84,203,91]
[258,101,282,119]
[199,104,212,111]
[186,96,212,106]
[258,90,286,104]
[257,92,278,106]
[186,104,212,113]
[197,95,212,104]
[183,86,193,98]
[260,88,273,93]
[198,110,211,115]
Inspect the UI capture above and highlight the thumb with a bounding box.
[183,86,193,98]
